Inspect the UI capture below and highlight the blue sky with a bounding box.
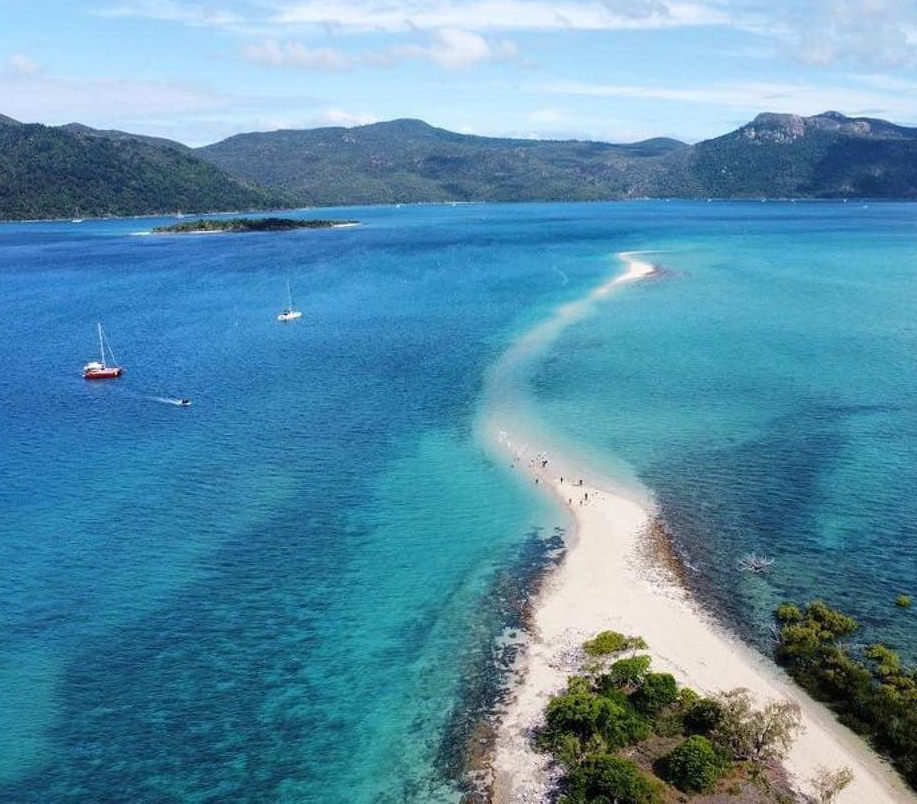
[2,0,917,145]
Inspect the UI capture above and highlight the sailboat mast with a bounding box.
[98,322,106,367]
[287,280,294,308]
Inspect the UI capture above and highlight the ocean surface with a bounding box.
[1,201,915,801]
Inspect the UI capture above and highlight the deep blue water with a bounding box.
[1,202,916,800]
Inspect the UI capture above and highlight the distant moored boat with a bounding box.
[82,322,122,379]
[277,281,303,322]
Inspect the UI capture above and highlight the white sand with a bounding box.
[486,254,913,803]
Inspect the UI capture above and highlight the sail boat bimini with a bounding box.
[277,281,303,322]
[82,322,123,379]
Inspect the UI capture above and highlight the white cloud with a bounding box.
[848,72,917,92]
[4,53,43,75]
[92,0,917,73]
[515,106,681,143]
[526,107,565,125]
[240,39,354,70]
[240,28,519,71]
[311,107,378,126]
[97,0,243,28]
[600,0,670,20]
[779,0,917,68]
[1,72,231,121]
[387,27,519,69]
[526,77,917,125]
[0,66,340,145]
[270,0,738,32]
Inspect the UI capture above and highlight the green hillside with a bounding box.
[196,118,686,205]
[656,112,917,198]
[0,122,286,220]
[4,110,917,220]
[197,112,917,204]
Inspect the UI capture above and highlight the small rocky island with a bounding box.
[153,217,358,234]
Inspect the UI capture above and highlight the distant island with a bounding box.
[152,217,358,234]
[5,110,917,220]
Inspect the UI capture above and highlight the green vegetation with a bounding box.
[0,121,285,220]
[541,632,807,803]
[608,655,652,687]
[152,217,356,234]
[633,672,679,714]
[683,697,725,735]
[6,110,917,219]
[896,594,912,608]
[775,601,917,787]
[663,735,727,793]
[566,754,663,804]
[197,112,917,205]
[197,119,685,206]
[584,630,647,657]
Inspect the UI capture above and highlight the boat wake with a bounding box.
[152,396,192,407]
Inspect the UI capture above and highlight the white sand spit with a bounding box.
[486,253,912,804]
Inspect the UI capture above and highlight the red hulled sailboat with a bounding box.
[83,322,123,379]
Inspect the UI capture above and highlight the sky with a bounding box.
[2,0,917,146]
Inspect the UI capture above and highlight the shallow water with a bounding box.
[1,201,915,799]
[529,202,917,658]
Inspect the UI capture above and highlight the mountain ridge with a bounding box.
[0,120,287,220]
[196,111,917,205]
[3,111,917,220]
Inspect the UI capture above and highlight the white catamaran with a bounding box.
[277,281,303,322]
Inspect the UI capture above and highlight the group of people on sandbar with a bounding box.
[501,435,597,506]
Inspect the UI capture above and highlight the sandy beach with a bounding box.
[486,254,913,803]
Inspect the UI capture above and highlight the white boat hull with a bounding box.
[277,310,303,322]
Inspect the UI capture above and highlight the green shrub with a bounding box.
[555,733,582,768]
[896,594,912,608]
[864,644,902,678]
[634,672,679,714]
[775,600,917,786]
[608,655,651,688]
[653,706,687,738]
[805,601,857,638]
[664,735,728,792]
[567,675,593,695]
[776,603,803,622]
[583,631,647,657]
[602,707,652,749]
[544,690,610,741]
[567,754,662,804]
[685,697,725,735]
[596,682,630,707]
[678,687,700,707]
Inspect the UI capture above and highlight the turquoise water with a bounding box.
[1,202,916,799]
[530,202,917,658]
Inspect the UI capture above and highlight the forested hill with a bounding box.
[0,119,286,220]
[196,118,687,205]
[655,111,917,198]
[5,110,917,220]
[196,112,917,203]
